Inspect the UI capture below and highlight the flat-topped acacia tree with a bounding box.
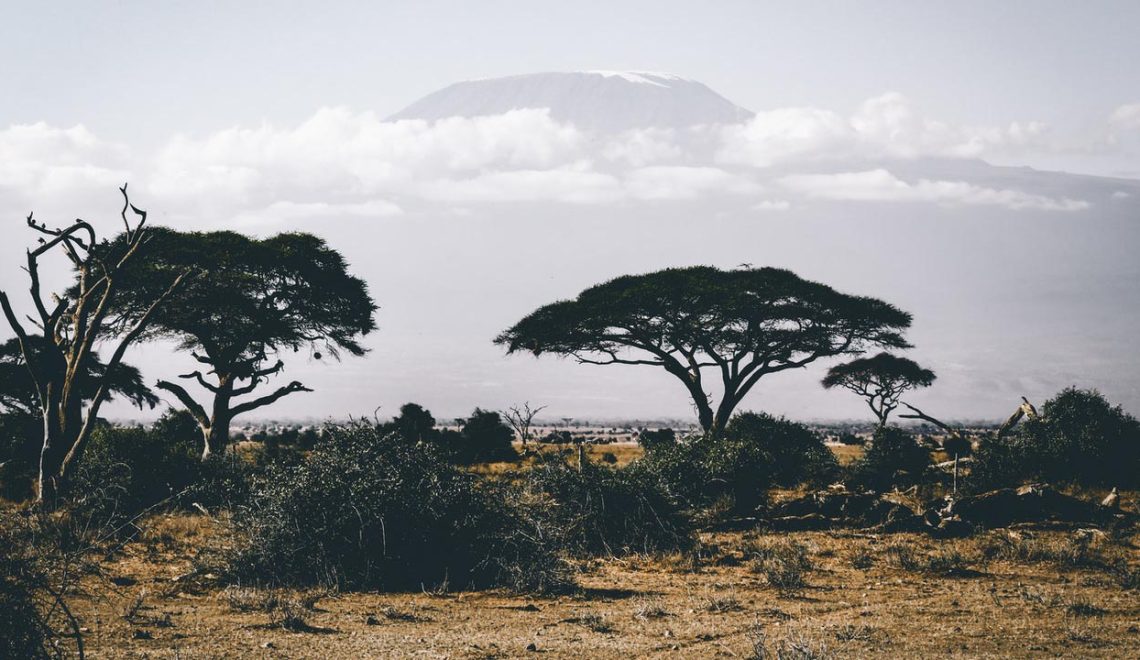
[495,266,913,437]
[105,228,377,458]
[822,352,936,428]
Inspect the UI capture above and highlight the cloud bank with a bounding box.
[779,169,1090,211]
[2,92,1133,226]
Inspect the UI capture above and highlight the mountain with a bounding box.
[388,71,754,133]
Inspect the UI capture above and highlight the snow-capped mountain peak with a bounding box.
[388,71,753,133]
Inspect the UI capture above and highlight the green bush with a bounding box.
[0,537,48,658]
[73,420,199,520]
[0,512,79,659]
[971,388,1140,489]
[847,426,931,490]
[524,457,692,557]
[637,428,676,452]
[71,409,254,521]
[0,412,39,501]
[723,413,838,487]
[639,413,837,515]
[451,408,518,463]
[220,422,569,593]
[379,403,518,465]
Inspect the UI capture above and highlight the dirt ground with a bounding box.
[69,514,1139,659]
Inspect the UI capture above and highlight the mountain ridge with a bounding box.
[388,71,754,133]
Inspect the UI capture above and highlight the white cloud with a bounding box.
[718,93,1052,167]
[232,199,403,227]
[624,166,760,200]
[1111,190,1132,199]
[602,128,682,166]
[0,98,1107,223]
[417,165,623,204]
[779,169,1089,211]
[151,107,586,201]
[753,199,791,211]
[851,92,1050,159]
[0,122,131,196]
[1109,103,1140,133]
[718,107,852,167]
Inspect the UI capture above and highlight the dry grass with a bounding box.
[52,511,1137,658]
[828,443,865,466]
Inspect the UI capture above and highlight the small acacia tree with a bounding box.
[0,187,189,502]
[105,229,377,458]
[495,266,912,436]
[821,352,935,428]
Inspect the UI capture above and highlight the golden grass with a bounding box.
[69,514,1140,658]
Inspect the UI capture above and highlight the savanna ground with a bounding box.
[56,443,1139,659]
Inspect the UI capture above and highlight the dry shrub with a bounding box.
[633,597,670,619]
[750,623,836,659]
[884,542,922,571]
[1,510,90,659]
[746,538,814,592]
[567,611,613,633]
[704,593,743,613]
[218,422,572,594]
[850,546,875,570]
[524,457,693,557]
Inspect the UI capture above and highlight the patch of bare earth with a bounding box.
[68,513,1139,658]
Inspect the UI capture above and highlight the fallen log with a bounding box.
[942,483,1105,528]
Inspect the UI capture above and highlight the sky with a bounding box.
[1,1,1139,424]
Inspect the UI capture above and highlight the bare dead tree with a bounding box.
[501,402,546,448]
[0,185,190,503]
[996,396,1038,439]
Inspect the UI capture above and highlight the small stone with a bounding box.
[365,615,380,625]
[131,630,152,640]
[261,641,275,649]
[663,629,674,638]
[525,642,538,651]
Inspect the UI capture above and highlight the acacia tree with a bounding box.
[821,352,935,428]
[0,187,189,502]
[106,228,377,458]
[495,266,912,436]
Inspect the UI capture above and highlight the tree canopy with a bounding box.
[0,337,158,418]
[821,352,935,427]
[496,266,912,435]
[102,228,377,457]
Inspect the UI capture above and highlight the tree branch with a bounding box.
[62,269,193,474]
[898,401,962,437]
[155,380,210,428]
[230,381,313,418]
[178,370,220,394]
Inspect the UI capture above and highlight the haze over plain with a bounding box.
[1,2,1138,422]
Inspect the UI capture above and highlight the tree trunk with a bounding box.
[202,420,231,460]
[37,422,66,504]
[201,381,233,460]
[36,386,82,505]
